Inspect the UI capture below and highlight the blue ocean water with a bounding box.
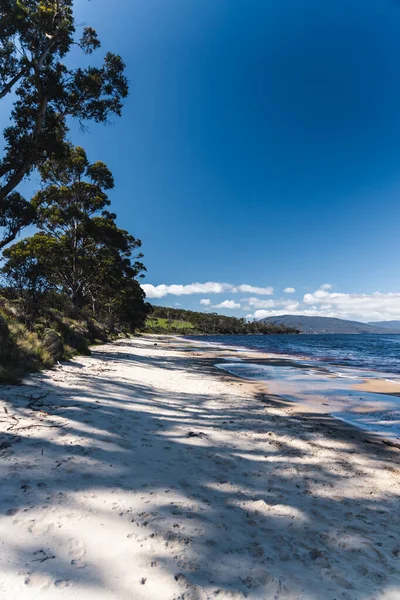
[186,334,400,374]
[186,334,400,441]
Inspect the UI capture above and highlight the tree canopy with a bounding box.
[0,0,128,248]
[2,146,150,332]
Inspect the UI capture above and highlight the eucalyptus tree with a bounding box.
[2,145,148,329]
[0,0,128,248]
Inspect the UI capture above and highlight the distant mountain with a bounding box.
[368,320,400,332]
[260,314,398,334]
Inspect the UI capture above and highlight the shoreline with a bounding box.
[182,333,400,380]
[0,335,399,599]
[180,337,400,450]
[177,335,400,447]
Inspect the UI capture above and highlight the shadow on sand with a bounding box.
[0,337,399,599]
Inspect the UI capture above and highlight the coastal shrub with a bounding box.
[42,330,64,362]
[0,296,118,381]
[46,311,91,356]
[0,310,53,381]
[0,315,12,381]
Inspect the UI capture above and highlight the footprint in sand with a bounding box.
[24,571,55,590]
[68,537,87,569]
[54,579,71,588]
[28,520,55,536]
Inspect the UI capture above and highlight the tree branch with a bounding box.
[0,227,20,250]
[36,37,57,71]
[0,66,29,99]
[0,63,49,204]
[0,163,31,203]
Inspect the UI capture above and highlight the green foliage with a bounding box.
[0,4,148,381]
[0,302,52,381]
[2,145,151,333]
[0,0,128,247]
[0,292,115,381]
[146,306,300,335]
[1,234,56,316]
[145,316,195,334]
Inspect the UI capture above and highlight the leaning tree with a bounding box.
[0,0,128,248]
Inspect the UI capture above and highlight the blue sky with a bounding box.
[4,0,400,321]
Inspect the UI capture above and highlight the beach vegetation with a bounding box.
[0,145,151,380]
[0,0,149,380]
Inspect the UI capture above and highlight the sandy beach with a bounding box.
[0,335,399,599]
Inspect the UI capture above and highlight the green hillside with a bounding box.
[145,316,195,333]
[144,306,299,335]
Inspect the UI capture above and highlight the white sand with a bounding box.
[0,336,399,599]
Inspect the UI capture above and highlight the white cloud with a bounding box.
[235,284,274,295]
[143,280,400,322]
[245,299,300,319]
[245,298,277,309]
[283,302,300,311]
[247,285,400,321]
[284,287,296,293]
[200,298,211,306]
[213,300,241,309]
[141,282,232,298]
[249,307,304,319]
[302,287,400,321]
[250,309,276,320]
[141,281,273,299]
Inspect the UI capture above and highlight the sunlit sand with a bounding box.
[0,336,399,599]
